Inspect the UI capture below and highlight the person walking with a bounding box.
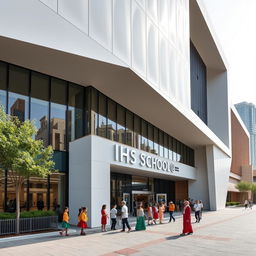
[180,201,193,236]
[249,199,253,209]
[120,201,131,232]
[110,204,117,230]
[77,207,88,235]
[101,204,108,232]
[244,199,249,210]
[59,207,70,236]
[135,202,146,231]
[159,202,165,224]
[168,201,176,223]
[152,203,159,224]
[147,203,153,225]
[194,200,203,223]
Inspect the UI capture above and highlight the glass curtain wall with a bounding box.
[88,88,195,167]
[0,62,7,111]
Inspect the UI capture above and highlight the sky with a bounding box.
[201,0,256,105]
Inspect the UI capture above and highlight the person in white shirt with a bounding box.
[121,200,131,232]
[110,204,117,230]
[194,200,203,223]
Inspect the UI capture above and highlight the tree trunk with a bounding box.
[16,182,21,234]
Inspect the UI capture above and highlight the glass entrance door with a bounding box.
[156,193,167,204]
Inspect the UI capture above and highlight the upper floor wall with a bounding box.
[39,0,191,109]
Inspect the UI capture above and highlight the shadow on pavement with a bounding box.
[165,235,183,240]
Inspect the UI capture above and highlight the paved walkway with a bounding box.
[0,207,256,256]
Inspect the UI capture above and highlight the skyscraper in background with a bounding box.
[235,102,256,167]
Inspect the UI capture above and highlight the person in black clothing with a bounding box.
[37,198,44,211]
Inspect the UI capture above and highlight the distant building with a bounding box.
[10,98,25,122]
[235,102,256,167]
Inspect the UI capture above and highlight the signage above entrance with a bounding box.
[114,144,179,174]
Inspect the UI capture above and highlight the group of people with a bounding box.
[59,199,203,237]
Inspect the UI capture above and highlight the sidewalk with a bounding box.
[1,207,255,256]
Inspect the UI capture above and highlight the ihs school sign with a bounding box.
[114,144,179,173]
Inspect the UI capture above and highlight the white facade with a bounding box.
[0,0,232,227]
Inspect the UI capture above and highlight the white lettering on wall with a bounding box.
[114,144,179,173]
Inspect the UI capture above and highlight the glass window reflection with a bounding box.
[50,78,67,151]
[126,110,133,147]
[68,83,84,142]
[117,105,126,144]
[0,62,7,111]
[30,72,49,147]
[107,99,117,140]
[134,115,141,149]
[141,120,148,151]
[8,65,29,121]
[97,93,107,138]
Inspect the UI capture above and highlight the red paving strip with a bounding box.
[113,248,139,255]
[132,238,166,249]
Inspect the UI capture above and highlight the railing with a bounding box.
[0,216,58,236]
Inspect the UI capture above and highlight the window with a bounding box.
[97,93,107,138]
[159,130,164,157]
[8,65,29,121]
[50,78,67,151]
[30,72,49,147]
[107,99,117,141]
[90,88,98,135]
[126,110,134,146]
[68,83,84,142]
[117,105,126,144]
[164,133,168,158]
[0,62,7,111]
[134,115,141,149]
[148,124,154,153]
[141,120,148,151]
[153,127,159,155]
[172,138,177,162]
[168,137,173,161]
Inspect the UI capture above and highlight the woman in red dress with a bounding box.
[101,204,108,232]
[152,203,159,224]
[181,200,193,235]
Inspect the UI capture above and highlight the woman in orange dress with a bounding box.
[159,202,165,224]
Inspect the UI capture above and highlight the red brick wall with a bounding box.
[231,110,250,176]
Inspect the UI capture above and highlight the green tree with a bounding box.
[0,106,55,234]
[235,181,252,193]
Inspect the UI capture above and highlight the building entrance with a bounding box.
[131,191,154,215]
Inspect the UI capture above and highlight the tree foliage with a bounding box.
[236,181,254,192]
[0,106,54,181]
[0,106,55,233]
